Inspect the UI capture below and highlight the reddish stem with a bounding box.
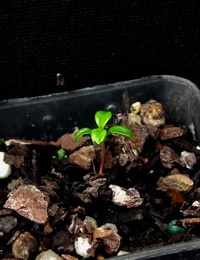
[92,160,97,175]
[99,142,105,175]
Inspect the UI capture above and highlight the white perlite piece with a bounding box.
[0,152,11,179]
[192,201,200,207]
[105,223,118,233]
[130,101,142,114]
[109,184,143,208]
[117,250,130,256]
[74,237,93,258]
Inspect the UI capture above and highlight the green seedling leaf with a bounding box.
[57,148,67,160]
[108,125,133,138]
[75,127,92,141]
[95,111,112,129]
[91,128,107,145]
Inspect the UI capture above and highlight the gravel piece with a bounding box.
[4,185,48,224]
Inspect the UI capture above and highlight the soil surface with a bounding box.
[1,100,200,259]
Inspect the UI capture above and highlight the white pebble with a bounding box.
[74,237,92,258]
[130,101,142,114]
[84,216,98,228]
[117,250,129,256]
[35,249,61,260]
[105,223,118,233]
[0,152,11,179]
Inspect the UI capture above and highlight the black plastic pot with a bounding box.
[1,75,200,259]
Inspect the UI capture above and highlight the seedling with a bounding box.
[75,110,133,174]
[53,148,68,164]
[56,148,67,160]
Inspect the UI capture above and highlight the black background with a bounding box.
[0,0,200,100]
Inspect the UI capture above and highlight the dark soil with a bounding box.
[1,105,200,259]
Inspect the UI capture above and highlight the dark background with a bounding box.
[0,0,200,100]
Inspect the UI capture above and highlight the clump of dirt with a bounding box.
[1,100,200,259]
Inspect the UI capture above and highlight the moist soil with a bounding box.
[1,112,200,259]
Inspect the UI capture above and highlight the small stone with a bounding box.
[74,237,96,258]
[35,249,61,260]
[84,216,98,229]
[12,232,38,260]
[130,101,142,114]
[117,250,130,256]
[180,151,196,169]
[167,220,186,235]
[192,201,200,207]
[0,216,17,233]
[7,177,23,190]
[140,100,165,126]
[0,152,11,179]
[4,185,48,224]
[109,184,143,208]
[128,102,142,125]
[128,113,142,125]
[160,146,179,168]
[105,223,118,233]
[157,173,193,192]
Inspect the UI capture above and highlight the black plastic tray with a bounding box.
[1,75,200,259]
[1,75,200,142]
